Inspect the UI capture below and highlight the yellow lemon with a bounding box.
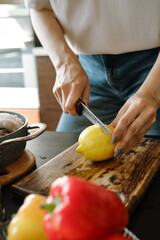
[76,124,115,161]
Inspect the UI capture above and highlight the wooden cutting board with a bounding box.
[12,137,160,214]
[0,149,35,186]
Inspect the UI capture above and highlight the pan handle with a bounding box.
[0,123,47,147]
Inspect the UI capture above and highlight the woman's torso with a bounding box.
[26,0,160,54]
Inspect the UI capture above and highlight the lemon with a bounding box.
[76,124,115,161]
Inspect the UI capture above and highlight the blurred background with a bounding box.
[0,0,62,130]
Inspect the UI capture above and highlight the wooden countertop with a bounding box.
[2,131,160,240]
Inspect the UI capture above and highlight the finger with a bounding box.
[65,79,90,115]
[115,122,152,157]
[111,108,141,144]
[111,107,127,128]
[114,110,156,155]
[53,85,63,109]
[64,96,75,114]
[65,84,82,115]
[113,104,156,146]
[61,91,69,113]
[60,82,76,114]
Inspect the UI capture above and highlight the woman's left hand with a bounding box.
[110,92,158,158]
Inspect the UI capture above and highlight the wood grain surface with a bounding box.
[0,150,35,186]
[12,137,160,214]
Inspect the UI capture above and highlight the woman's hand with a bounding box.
[111,92,158,158]
[30,9,90,115]
[53,57,90,115]
[111,52,160,158]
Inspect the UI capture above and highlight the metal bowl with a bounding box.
[0,110,47,168]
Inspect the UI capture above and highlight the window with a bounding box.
[0,3,39,108]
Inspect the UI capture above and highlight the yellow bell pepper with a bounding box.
[7,194,49,240]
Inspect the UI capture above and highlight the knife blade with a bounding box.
[76,98,111,135]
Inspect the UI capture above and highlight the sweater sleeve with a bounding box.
[24,0,52,10]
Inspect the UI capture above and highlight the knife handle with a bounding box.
[75,98,85,116]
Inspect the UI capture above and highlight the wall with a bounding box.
[35,54,62,131]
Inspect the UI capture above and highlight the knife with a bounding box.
[76,98,111,135]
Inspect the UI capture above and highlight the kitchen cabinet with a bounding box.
[35,48,62,130]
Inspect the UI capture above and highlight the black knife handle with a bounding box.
[75,98,85,116]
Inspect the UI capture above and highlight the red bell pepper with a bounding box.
[42,176,128,240]
[102,234,130,240]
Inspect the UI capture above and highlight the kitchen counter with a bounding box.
[2,131,160,240]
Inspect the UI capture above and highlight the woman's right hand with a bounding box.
[30,8,90,115]
[53,56,90,115]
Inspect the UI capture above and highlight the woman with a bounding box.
[25,0,160,158]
